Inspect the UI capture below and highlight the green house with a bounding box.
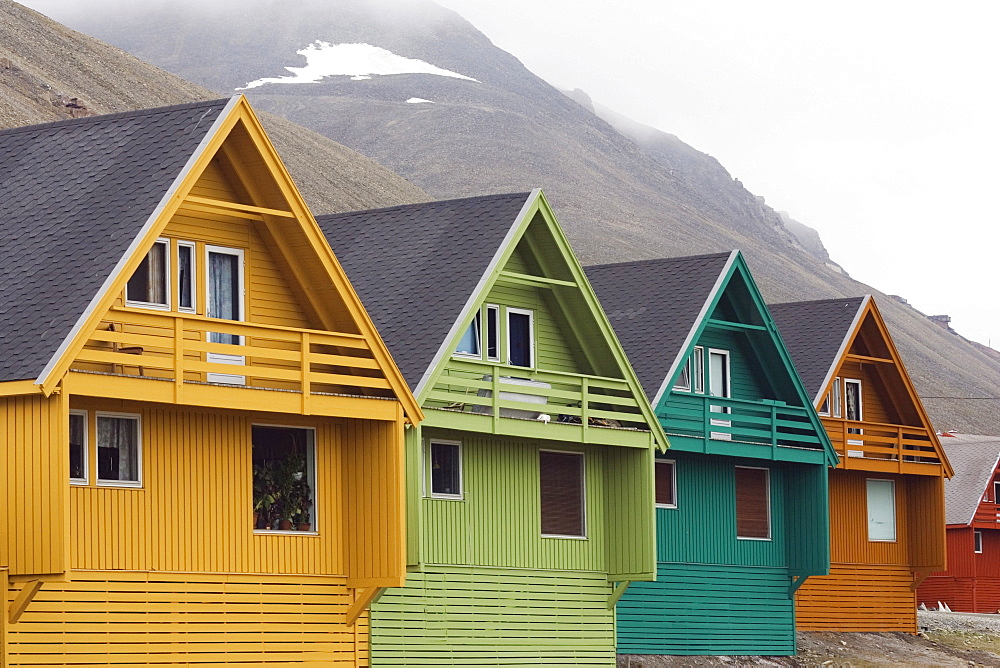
[316,190,666,666]
[587,252,837,657]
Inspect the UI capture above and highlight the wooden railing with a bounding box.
[822,417,939,467]
[665,393,824,450]
[426,359,650,431]
[71,308,391,400]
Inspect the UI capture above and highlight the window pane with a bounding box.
[508,311,532,367]
[430,442,461,496]
[845,380,862,421]
[735,467,769,539]
[178,244,194,310]
[540,451,584,536]
[486,306,499,361]
[832,377,842,418]
[692,347,704,393]
[126,242,167,305]
[655,461,675,507]
[69,413,86,481]
[252,426,315,531]
[709,351,729,398]
[673,358,691,391]
[97,416,139,483]
[208,250,241,345]
[975,531,983,553]
[455,312,481,356]
[866,479,896,541]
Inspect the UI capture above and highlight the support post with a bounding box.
[174,317,184,403]
[1,569,7,668]
[301,331,311,415]
[345,586,385,627]
[789,575,808,596]
[607,580,631,609]
[7,580,42,625]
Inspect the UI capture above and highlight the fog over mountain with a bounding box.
[9,0,1000,434]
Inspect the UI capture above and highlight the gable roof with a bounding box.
[768,296,867,401]
[316,192,533,391]
[939,434,1000,525]
[0,99,231,383]
[584,252,733,401]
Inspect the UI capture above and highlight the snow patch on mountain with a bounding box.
[238,41,478,89]
[406,97,433,104]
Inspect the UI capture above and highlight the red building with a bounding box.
[917,434,1000,612]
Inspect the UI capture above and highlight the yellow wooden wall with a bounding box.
[0,393,67,576]
[343,413,406,588]
[5,570,369,666]
[68,398,345,575]
[836,359,894,426]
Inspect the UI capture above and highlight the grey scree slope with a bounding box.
[768,297,866,402]
[938,434,1000,525]
[0,99,229,383]
[585,252,732,401]
[316,192,531,391]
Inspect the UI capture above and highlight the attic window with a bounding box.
[455,311,481,357]
[507,308,534,367]
[125,239,169,309]
[994,481,1000,504]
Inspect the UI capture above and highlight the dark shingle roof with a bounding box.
[938,434,1000,525]
[768,297,866,401]
[0,99,229,382]
[585,252,733,400]
[316,193,531,391]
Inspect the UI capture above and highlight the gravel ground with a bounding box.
[920,609,1000,634]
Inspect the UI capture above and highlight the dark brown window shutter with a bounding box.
[655,461,675,506]
[735,466,770,539]
[540,451,584,536]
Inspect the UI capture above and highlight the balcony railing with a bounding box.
[822,417,940,471]
[426,359,650,433]
[664,393,824,451]
[70,308,393,412]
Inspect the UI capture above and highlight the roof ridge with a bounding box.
[586,251,734,271]
[0,98,228,139]
[317,191,532,220]
[769,295,868,309]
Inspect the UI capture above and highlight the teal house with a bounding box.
[587,251,837,656]
[316,190,667,666]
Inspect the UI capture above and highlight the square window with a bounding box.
[655,460,677,508]
[69,410,88,484]
[735,466,770,539]
[427,440,462,498]
[252,426,316,532]
[125,239,169,308]
[96,413,141,486]
[540,451,585,538]
[866,478,896,542]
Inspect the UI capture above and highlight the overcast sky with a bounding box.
[20,0,1000,346]
[431,0,999,348]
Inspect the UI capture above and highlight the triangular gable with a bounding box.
[422,190,668,450]
[939,434,1000,524]
[806,296,952,477]
[32,96,421,421]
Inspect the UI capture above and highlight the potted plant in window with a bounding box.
[252,463,276,530]
[271,452,308,531]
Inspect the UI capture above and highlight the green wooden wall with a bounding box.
[371,565,616,666]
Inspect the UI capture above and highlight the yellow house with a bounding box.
[0,96,422,666]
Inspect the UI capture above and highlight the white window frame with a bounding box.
[540,448,587,540]
[424,438,464,500]
[866,478,897,542]
[252,424,319,536]
[506,307,535,368]
[735,465,772,541]
[69,409,89,485]
[95,411,143,488]
[204,244,246,324]
[673,356,692,392]
[453,310,482,359]
[176,239,197,314]
[708,348,732,440]
[125,237,171,310]
[655,459,678,509]
[993,480,1000,503]
[975,530,984,554]
[485,304,501,362]
[845,377,864,453]
[831,376,842,418]
[692,346,705,394]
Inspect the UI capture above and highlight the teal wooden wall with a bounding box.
[371,565,616,666]
[617,563,795,656]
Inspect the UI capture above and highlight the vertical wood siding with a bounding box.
[604,446,655,580]
[419,432,606,572]
[342,414,406,587]
[697,329,767,403]
[68,399,345,575]
[5,570,365,666]
[796,564,916,631]
[825,470,909,565]
[0,393,67,575]
[617,563,795,656]
[370,565,615,666]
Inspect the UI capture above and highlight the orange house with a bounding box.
[771,295,952,632]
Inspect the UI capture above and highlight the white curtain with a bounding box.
[147,243,166,305]
[209,252,240,345]
[98,416,138,482]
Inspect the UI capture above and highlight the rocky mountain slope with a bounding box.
[0,0,428,214]
[11,0,1000,433]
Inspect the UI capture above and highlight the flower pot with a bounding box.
[297,523,312,532]
[279,519,293,530]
